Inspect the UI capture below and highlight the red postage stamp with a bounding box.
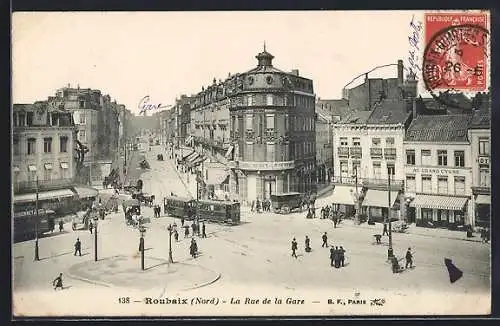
[422,12,489,92]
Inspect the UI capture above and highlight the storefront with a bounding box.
[474,194,491,228]
[13,188,76,215]
[316,185,356,217]
[361,189,400,223]
[410,194,469,230]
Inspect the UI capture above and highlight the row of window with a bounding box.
[13,165,69,182]
[406,175,466,195]
[14,136,69,155]
[340,161,396,178]
[406,149,465,167]
[339,137,395,147]
[245,94,314,108]
[13,112,77,127]
[244,114,313,132]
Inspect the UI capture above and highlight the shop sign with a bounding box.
[239,160,295,171]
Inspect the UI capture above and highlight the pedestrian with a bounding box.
[333,216,337,228]
[291,238,298,258]
[181,217,185,227]
[251,200,255,212]
[405,247,413,269]
[74,238,82,256]
[320,207,325,219]
[58,220,64,232]
[202,222,207,238]
[382,223,388,236]
[89,221,93,234]
[312,206,316,218]
[330,246,335,266]
[305,236,311,252]
[190,238,198,258]
[174,229,179,242]
[339,246,346,267]
[191,221,196,236]
[334,246,340,268]
[322,232,328,248]
[53,273,64,290]
[184,225,189,238]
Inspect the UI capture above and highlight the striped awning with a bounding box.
[190,155,207,167]
[182,151,195,160]
[14,189,75,204]
[476,194,490,205]
[225,145,234,159]
[72,186,99,199]
[409,194,468,211]
[186,152,200,163]
[362,190,399,208]
[185,136,193,145]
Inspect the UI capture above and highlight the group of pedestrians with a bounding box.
[319,205,343,227]
[251,199,272,213]
[153,204,162,218]
[330,246,346,268]
[291,232,347,268]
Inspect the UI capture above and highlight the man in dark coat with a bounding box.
[59,220,64,232]
[322,232,328,248]
[291,238,298,258]
[383,223,389,236]
[405,247,413,269]
[305,236,311,252]
[333,216,338,228]
[89,221,93,234]
[184,225,190,238]
[53,273,64,290]
[74,238,82,256]
[320,207,325,219]
[191,221,197,236]
[330,246,335,266]
[181,217,185,227]
[339,246,346,267]
[202,222,207,238]
[334,246,341,268]
[190,239,198,258]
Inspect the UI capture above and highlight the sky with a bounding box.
[13,11,427,116]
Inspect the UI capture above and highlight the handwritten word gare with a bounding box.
[138,96,169,115]
[406,15,424,80]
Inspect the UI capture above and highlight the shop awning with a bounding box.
[225,145,234,159]
[185,136,193,145]
[206,168,230,185]
[362,190,399,208]
[44,163,53,170]
[182,151,195,160]
[28,165,37,172]
[60,162,69,169]
[186,152,200,163]
[476,194,491,205]
[72,186,99,199]
[191,156,207,167]
[13,166,20,172]
[319,185,356,206]
[14,188,74,204]
[409,194,468,211]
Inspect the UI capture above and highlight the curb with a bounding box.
[65,272,113,288]
[182,272,221,291]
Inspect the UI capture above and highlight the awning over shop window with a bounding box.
[409,194,468,211]
[182,151,195,160]
[476,194,491,205]
[186,153,200,163]
[206,168,230,185]
[362,190,399,208]
[28,165,37,172]
[320,185,356,206]
[225,145,234,159]
[60,162,69,169]
[72,186,99,199]
[185,136,193,145]
[191,156,207,167]
[44,163,53,170]
[13,166,20,172]
[14,188,74,204]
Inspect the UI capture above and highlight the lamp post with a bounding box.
[167,224,174,263]
[139,226,145,270]
[94,217,98,261]
[387,175,394,259]
[353,166,359,225]
[34,175,40,261]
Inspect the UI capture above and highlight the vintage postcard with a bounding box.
[11,10,491,317]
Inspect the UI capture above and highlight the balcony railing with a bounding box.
[337,147,349,157]
[14,178,75,194]
[330,176,404,189]
[370,147,383,158]
[331,176,363,186]
[384,148,397,159]
[349,147,362,158]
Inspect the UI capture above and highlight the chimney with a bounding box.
[412,98,417,118]
[67,83,70,88]
[290,69,299,76]
[397,60,404,85]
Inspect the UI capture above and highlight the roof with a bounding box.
[339,110,372,124]
[469,110,490,129]
[366,99,411,125]
[438,92,473,110]
[405,114,472,142]
[315,106,332,123]
[245,65,285,74]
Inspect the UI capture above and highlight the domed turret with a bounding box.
[255,42,274,67]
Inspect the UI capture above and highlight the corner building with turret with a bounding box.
[189,47,316,203]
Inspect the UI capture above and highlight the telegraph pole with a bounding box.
[94,219,98,261]
[387,175,394,259]
[34,175,40,261]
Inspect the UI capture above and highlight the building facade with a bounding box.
[469,109,491,228]
[404,114,474,229]
[189,47,316,202]
[315,106,333,184]
[330,100,412,221]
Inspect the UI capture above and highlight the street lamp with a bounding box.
[94,217,98,261]
[166,224,174,263]
[352,166,360,225]
[34,175,40,261]
[139,226,146,270]
[387,175,394,259]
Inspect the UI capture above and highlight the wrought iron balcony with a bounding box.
[349,147,362,158]
[337,147,349,157]
[14,178,75,194]
[384,148,397,159]
[370,147,383,158]
[264,129,278,142]
[331,176,363,186]
[362,177,404,190]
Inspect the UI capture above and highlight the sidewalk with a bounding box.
[339,218,483,243]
